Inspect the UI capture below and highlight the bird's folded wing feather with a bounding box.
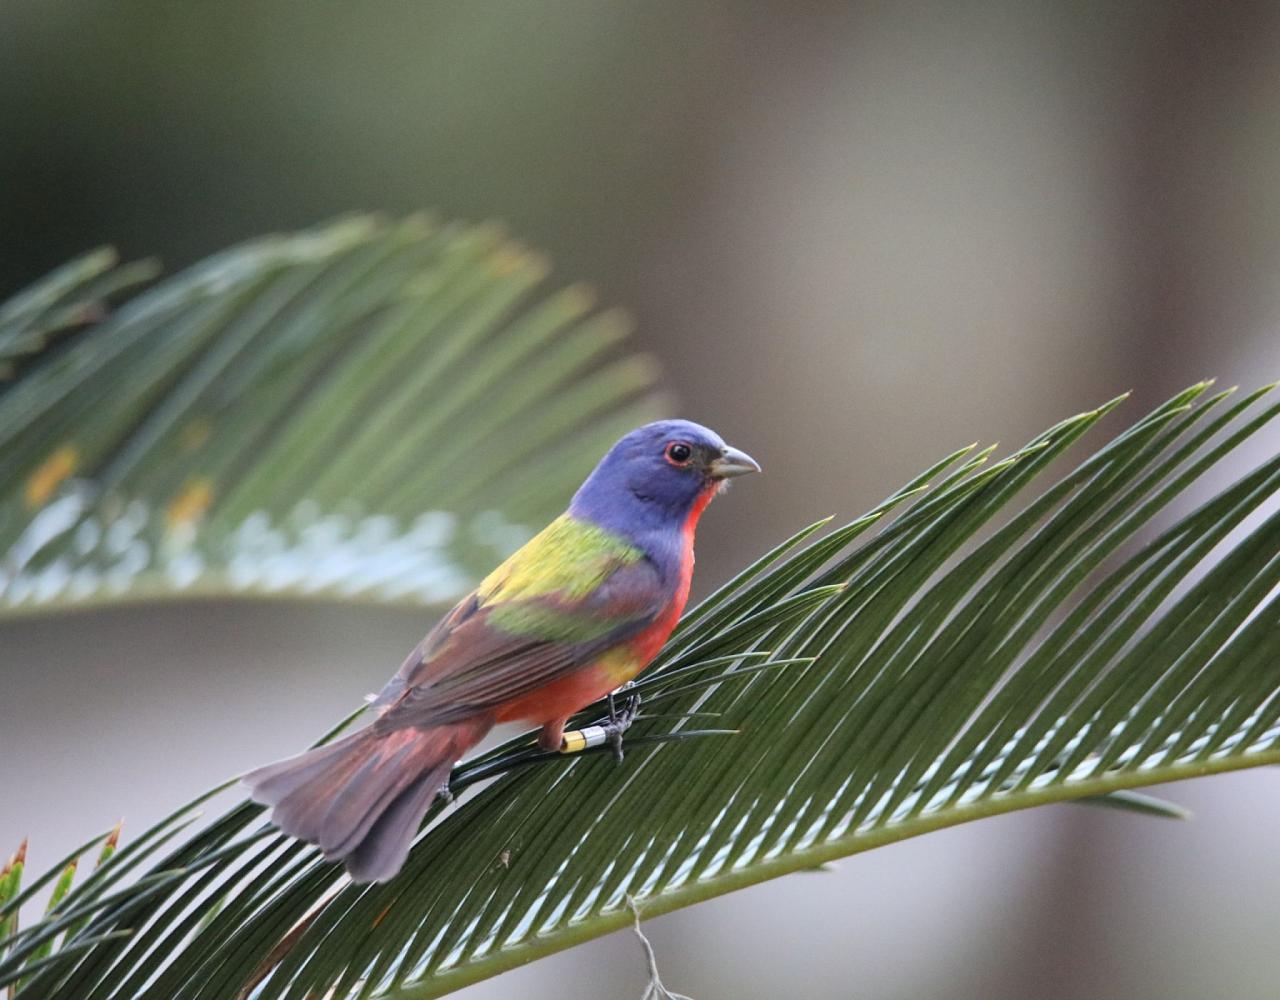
[373,526,666,729]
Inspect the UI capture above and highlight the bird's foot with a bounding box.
[436,782,455,805]
[605,683,641,762]
[559,683,642,762]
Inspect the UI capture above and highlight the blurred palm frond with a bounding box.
[0,215,662,617]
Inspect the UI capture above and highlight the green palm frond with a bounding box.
[0,216,661,617]
[5,380,1279,999]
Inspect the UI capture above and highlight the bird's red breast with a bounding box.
[638,477,720,658]
[494,479,721,725]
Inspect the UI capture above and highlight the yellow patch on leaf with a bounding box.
[557,282,596,316]
[371,903,394,930]
[166,477,215,530]
[24,445,79,508]
[489,241,550,282]
[180,420,212,452]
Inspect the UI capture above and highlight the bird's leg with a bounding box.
[539,718,567,752]
[604,682,641,762]
[557,682,641,762]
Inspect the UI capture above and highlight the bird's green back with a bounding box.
[477,514,642,603]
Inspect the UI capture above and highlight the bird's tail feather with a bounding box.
[244,719,489,883]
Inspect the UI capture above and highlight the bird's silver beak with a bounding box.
[709,445,761,479]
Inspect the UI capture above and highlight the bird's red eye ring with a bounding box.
[665,441,694,466]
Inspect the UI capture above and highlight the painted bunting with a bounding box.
[244,420,759,882]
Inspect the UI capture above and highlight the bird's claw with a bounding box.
[436,782,455,805]
[605,725,626,763]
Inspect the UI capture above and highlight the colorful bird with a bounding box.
[244,420,759,882]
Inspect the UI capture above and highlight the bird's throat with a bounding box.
[682,479,723,541]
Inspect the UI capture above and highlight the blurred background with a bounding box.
[3,2,1280,997]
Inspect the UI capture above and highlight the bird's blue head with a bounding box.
[569,419,760,542]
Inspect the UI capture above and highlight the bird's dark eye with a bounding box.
[665,441,694,466]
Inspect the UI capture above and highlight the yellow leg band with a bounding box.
[559,725,609,754]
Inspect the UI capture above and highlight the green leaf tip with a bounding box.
[101,820,122,858]
[1093,390,1133,416]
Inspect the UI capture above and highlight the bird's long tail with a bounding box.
[244,719,490,883]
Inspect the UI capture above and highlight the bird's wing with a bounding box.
[373,517,667,729]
